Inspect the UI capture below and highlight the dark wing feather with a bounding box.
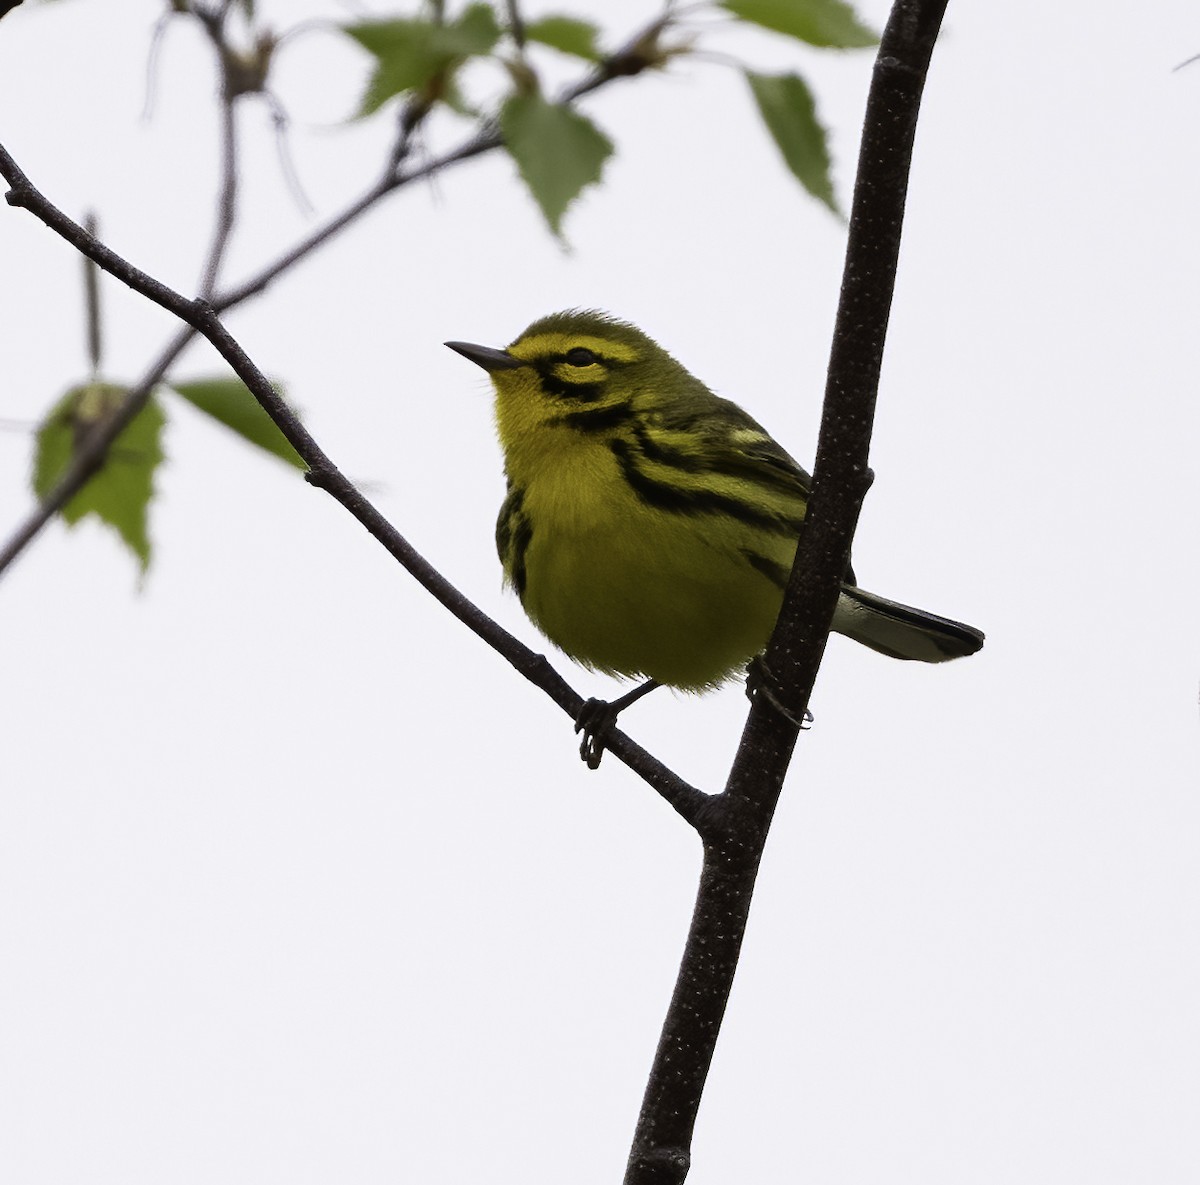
[650,381,859,583]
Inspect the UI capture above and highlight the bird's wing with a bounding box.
[654,388,860,583]
[668,389,813,498]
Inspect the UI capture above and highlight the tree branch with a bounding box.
[623,2,952,1180]
[0,139,705,820]
[2,4,956,1176]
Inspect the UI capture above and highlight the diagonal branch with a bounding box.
[0,140,706,822]
[622,2,952,1180]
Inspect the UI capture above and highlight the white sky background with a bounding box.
[1,0,1198,1181]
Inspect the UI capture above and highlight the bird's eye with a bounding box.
[564,347,599,367]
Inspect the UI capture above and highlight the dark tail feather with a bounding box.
[832,585,984,663]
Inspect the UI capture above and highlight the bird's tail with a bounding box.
[832,585,985,663]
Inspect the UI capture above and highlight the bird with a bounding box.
[446,310,983,767]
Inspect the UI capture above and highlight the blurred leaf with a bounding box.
[524,15,601,61]
[169,376,304,470]
[746,70,838,214]
[437,76,480,118]
[722,0,877,49]
[344,3,501,116]
[32,383,166,573]
[500,93,612,238]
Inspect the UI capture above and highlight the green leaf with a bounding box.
[721,0,877,49]
[746,70,838,214]
[32,383,166,573]
[344,3,501,117]
[500,93,613,238]
[524,15,602,61]
[169,376,304,470]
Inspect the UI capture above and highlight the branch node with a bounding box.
[303,465,336,491]
[691,792,752,846]
[517,650,562,687]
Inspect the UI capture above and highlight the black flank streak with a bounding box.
[511,514,533,598]
[494,485,521,559]
[495,485,534,598]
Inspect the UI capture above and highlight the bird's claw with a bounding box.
[575,697,617,769]
[745,657,813,729]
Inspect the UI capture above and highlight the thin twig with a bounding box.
[141,12,173,124]
[82,211,102,377]
[191,0,241,300]
[217,46,644,311]
[504,0,526,50]
[199,74,238,299]
[623,3,952,1180]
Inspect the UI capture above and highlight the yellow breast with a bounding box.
[512,428,794,689]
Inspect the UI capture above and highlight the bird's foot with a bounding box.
[573,679,660,769]
[575,698,619,770]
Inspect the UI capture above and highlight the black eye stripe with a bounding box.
[539,373,605,402]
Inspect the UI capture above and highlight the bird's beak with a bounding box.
[444,341,526,372]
